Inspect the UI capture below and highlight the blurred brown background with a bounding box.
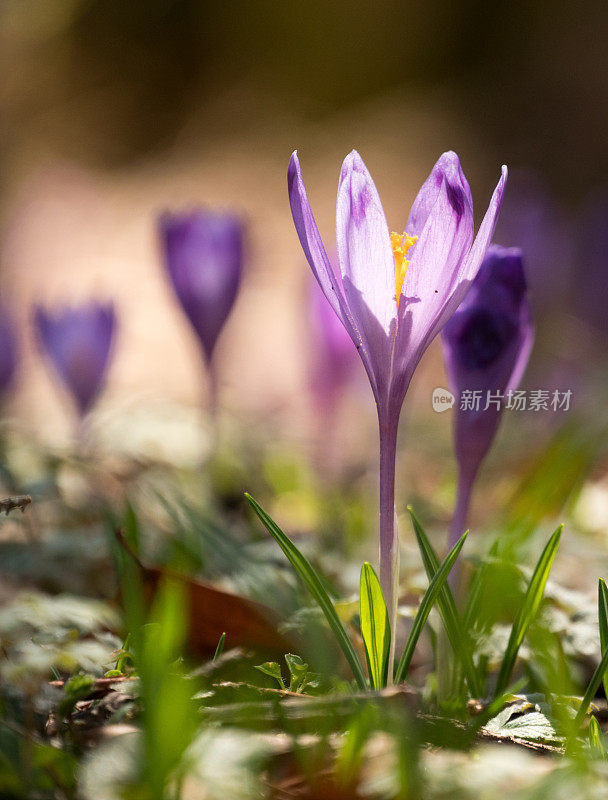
[1,0,606,445]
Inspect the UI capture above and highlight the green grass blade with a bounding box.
[572,579,608,731]
[407,507,481,697]
[494,525,563,698]
[574,648,608,729]
[245,493,367,690]
[461,568,484,633]
[462,540,500,632]
[394,530,468,684]
[360,562,390,689]
[213,632,226,661]
[599,579,608,699]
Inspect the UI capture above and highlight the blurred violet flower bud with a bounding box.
[442,245,533,550]
[308,276,358,469]
[34,302,116,417]
[308,276,357,411]
[0,311,17,396]
[158,210,244,370]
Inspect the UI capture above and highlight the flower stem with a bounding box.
[203,353,221,458]
[378,412,399,684]
[74,412,91,453]
[447,462,478,589]
[207,355,219,420]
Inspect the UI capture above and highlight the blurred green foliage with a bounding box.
[0,417,607,797]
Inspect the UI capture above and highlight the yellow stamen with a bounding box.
[391,231,417,308]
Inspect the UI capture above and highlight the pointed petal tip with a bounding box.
[487,243,523,261]
[340,150,355,172]
[496,165,508,190]
[341,149,365,173]
[288,151,303,191]
[437,150,462,170]
[494,164,508,203]
[339,151,375,191]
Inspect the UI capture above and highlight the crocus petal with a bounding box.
[387,164,507,415]
[387,162,475,406]
[424,165,508,353]
[288,151,379,398]
[406,151,473,237]
[403,159,475,310]
[288,153,351,323]
[505,304,534,394]
[408,164,507,353]
[459,166,509,287]
[336,151,396,399]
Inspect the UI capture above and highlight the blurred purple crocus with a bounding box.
[442,245,533,552]
[309,276,358,412]
[308,276,359,469]
[159,211,244,399]
[289,149,507,671]
[0,311,17,396]
[34,302,116,417]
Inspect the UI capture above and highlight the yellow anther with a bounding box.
[391,231,417,308]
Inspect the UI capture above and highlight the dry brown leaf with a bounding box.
[116,529,295,657]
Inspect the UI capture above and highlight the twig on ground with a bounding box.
[0,495,32,516]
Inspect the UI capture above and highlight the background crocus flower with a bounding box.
[159,210,244,406]
[308,276,359,469]
[34,302,116,418]
[308,273,357,410]
[0,310,17,396]
[442,245,533,552]
[289,149,507,674]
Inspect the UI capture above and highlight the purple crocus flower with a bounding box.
[159,211,244,373]
[34,302,116,417]
[0,311,17,396]
[442,245,533,551]
[289,150,507,671]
